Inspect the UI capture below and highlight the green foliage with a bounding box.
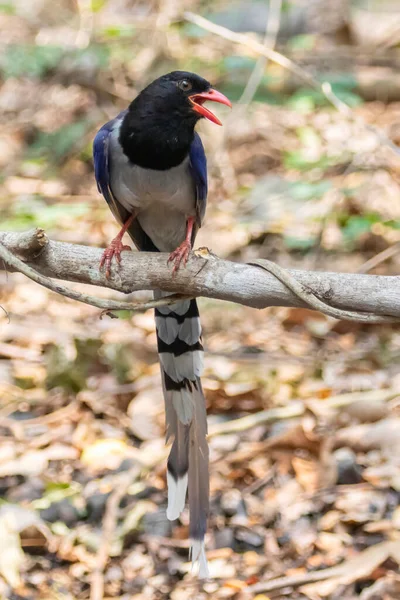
[0,43,109,80]
[384,219,400,230]
[329,86,363,108]
[287,34,317,51]
[181,22,208,38]
[297,126,319,145]
[2,196,90,231]
[221,82,285,104]
[283,235,316,250]
[223,55,257,72]
[91,0,106,11]
[340,214,400,241]
[283,150,338,171]
[102,24,136,38]
[111,310,134,320]
[335,206,400,246]
[70,44,110,70]
[287,80,363,111]
[221,56,285,104]
[288,180,331,200]
[33,482,81,510]
[284,126,344,171]
[101,343,136,383]
[1,45,64,79]
[45,338,103,393]
[28,120,91,163]
[339,213,381,242]
[286,92,315,113]
[0,2,15,14]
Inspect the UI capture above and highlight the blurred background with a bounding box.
[1,0,400,598]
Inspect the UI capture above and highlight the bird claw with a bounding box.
[100,239,131,278]
[168,241,191,273]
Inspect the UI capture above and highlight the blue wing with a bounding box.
[189,132,208,224]
[93,110,159,252]
[93,111,126,207]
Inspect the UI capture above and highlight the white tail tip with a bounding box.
[190,540,209,579]
[166,471,188,520]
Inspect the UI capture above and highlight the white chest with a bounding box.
[108,125,196,216]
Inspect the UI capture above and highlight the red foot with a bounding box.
[168,241,192,273]
[100,238,131,278]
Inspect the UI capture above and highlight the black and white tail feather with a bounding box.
[155,295,209,578]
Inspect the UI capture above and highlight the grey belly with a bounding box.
[137,206,188,252]
[109,134,196,252]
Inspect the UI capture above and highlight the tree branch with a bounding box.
[1,229,400,322]
[0,229,190,314]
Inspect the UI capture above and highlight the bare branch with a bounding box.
[236,0,282,108]
[1,230,400,322]
[249,258,397,323]
[0,234,190,314]
[0,228,48,259]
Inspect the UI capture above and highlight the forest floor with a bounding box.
[1,1,400,599]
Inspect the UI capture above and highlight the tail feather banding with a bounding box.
[155,297,209,577]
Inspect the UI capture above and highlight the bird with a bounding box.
[93,71,231,577]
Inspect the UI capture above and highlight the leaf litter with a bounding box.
[1,1,400,599]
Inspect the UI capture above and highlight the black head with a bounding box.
[119,71,231,170]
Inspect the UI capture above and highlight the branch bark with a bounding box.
[1,229,400,320]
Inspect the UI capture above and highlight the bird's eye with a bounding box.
[179,79,192,92]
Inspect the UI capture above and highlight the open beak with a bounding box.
[189,88,232,126]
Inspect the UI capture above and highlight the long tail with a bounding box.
[155,296,209,578]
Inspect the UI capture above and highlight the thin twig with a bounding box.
[208,402,303,438]
[184,11,400,158]
[357,241,400,274]
[248,565,346,594]
[75,0,94,48]
[0,241,190,314]
[208,387,398,438]
[237,0,282,108]
[0,305,10,323]
[215,1,283,193]
[219,0,282,189]
[248,540,399,594]
[184,11,350,114]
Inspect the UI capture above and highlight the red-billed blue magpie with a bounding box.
[93,71,231,577]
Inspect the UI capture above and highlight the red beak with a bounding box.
[189,88,232,126]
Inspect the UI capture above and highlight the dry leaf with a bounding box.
[81,438,133,472]
[0,511,25,588]
[301,541,400,596]
[128,387,163,441]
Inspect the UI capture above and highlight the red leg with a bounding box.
[168,217,195,273]
[100,213,135,278]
